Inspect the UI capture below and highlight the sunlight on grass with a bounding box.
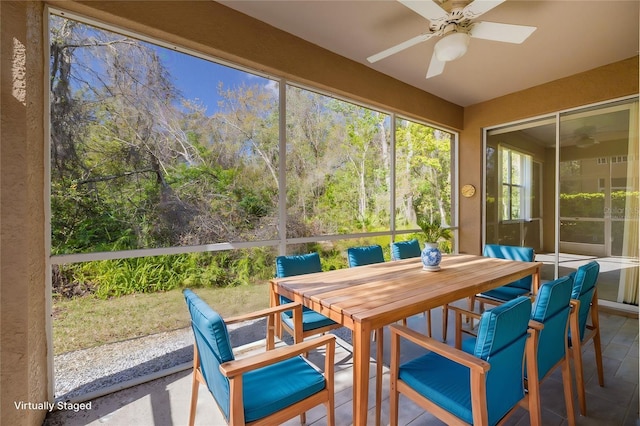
[52,284,270,354]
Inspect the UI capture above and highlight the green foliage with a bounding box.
[56,249,277,299]
[416,215,452,243]
[560,192,605,217]
[49,16,454,299]
[50,179,138,254]
[320,248,348,271]
[558,190,639,218]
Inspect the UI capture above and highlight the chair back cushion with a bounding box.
[570,261,600,340]
[276,253,323,311]
[184,289,234,419]
[275,252,322,278]
[391,239,421,260]
[483,244,535,291]
[347,244,385,267]
[530,275,573,378]
[474,296,532,424]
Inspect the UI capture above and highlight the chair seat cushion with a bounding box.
[478,286,530,302]
[243,355,326,422]
[282,310,338,332]
[399,352,474,424]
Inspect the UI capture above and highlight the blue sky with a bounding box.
[154,45,271,116]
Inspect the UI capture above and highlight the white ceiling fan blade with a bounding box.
[367,33,434,63]
[398,0,448,22]
[426,51,445,79]
[469,21,537,44]
[463,0,506,19]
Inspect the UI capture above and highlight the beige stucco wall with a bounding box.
[459,57,639,255]
[1,2,48,425]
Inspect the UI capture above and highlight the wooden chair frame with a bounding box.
[569,288,604,416]
[188,301,336,426]
[443,279,539,344]
[269,281,342,342]
[450,304,576,426]
[389,322,542,426]
[443,246,538,343]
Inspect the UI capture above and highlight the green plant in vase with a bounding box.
[416,215,452,271]
[417,216,452,244]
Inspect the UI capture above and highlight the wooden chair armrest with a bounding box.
[448,305,482,321]
[220,334,336,378]
[390,324,489,373]
[569,299,579,311]
[528,319,544,331]
[472,294,507,307]
[224,302,301,325]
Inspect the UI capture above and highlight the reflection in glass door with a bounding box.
[485,117,556,282]
[559,99,639,306]
[485,97,639,309]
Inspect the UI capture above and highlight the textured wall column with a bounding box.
[1,2,48,425]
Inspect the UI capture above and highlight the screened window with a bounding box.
[49,15,279,255]
[395,118,453,230]
[285,86,391,237]
[48,10,458,401]
[499,146,532,221]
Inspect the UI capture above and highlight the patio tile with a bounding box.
[44,308,638,426]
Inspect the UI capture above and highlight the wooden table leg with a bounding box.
[353,321,371,426]
[532,268,541,294]
[375,327,383,426]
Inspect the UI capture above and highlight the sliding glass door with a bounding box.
[559,99,639,306]
[485,97,639,309]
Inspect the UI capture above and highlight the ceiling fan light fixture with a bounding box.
[434,32,470,62]
[576,135,599,148]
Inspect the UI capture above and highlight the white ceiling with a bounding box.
[219,0,639,107]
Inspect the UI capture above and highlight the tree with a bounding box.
[396,121,451,227]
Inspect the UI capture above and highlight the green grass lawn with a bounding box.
[52,284,270,354]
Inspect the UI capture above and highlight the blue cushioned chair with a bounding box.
[390,239,433,337]
[443,244,536,342]
[390,296,540,426]
[275,253,341,341]
[568,261,603,415]
[184,289,336,426]
[390,239,421,261]
[455,276,576,425]
[347,244,385,267]
[477,244,536,302]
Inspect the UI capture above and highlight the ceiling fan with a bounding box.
[367,0,537,78]
[572,125,600,148]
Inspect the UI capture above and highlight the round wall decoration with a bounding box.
[461,184,476,198]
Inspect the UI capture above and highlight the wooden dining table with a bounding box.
[269,253,542,426]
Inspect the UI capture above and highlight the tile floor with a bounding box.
[44,306,638,426]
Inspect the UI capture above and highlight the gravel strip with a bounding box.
[55,320,354,402]
[55,319,267,402]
